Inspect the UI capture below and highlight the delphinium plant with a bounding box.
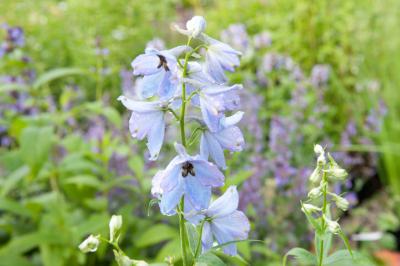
[78,16,251,265]
[283,144,373,266]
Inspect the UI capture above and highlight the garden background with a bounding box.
[1,0,400,265]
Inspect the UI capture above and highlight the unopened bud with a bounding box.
[302,203,321,214]
[308,187,322,199]
[79,234,100,253]
[110,215,123,242]
[309,167,321,183]
[186,16,206,38]
[333,194,350,211]
[325,218,341,234]
[314,144,324,155]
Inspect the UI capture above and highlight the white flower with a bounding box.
[79,234,100,253]
[309,167,321,183]
[302,203,321,214]
[325,218,341,234]
[110,215,123,242]
[327,166,348,180]
[186,16,207,38]
[113,250,149,266]
[308,186,322,199]
[333,194,350,211]
[314,144,324,155]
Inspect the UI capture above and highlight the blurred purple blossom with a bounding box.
[220,24,250,53]
[310,64,330,87]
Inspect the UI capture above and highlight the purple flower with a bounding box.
[310,64,330,87]
[186,186,250,255]
[203,36,241,83]
[131,46,189,99]
[118,95,166,160]
[220,24,249,53]
[152,143,224,215]
[253,31,272,49]
[200,111,245,169]
[145,38,166,51]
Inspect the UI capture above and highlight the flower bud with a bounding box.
[308,187,322,199]
[314,144,324,155]
[79,234,100,253]
[114,250,149,266]
[317,153,326,166]
[309,167,321,183]
[186,16,206,38]
[302,203,321,214]
[109,215,123,242]
[327,166,348,180]
[325,218,341,234]
[333,194,349,211]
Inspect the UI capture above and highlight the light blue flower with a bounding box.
[203,36,241,83]
[118,95,166,160]
[131,46,189,100]
[200,111,245,169]
[152,143,225,215]
[199,83,242,132]
[185,186,250,256]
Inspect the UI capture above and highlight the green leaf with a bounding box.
[19,126,54,174]
[315,231,332,261]
[224,170,252,187]
[0,165,30,196]
[0,254,35,266]
[323,250,374,266]
[33,68,88,90]
[0,83,29,93]
[0,197,33,217]
[185,222,199,256]
[135,224,178,247]
[338,231,353,257]
[62,174,103,189]
[301,201,322,233]
[195,252,226,266]
[283,248,317,266]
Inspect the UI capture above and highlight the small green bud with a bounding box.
[325,218,341,234]
[333,194,349,211]
[309,167,321,183]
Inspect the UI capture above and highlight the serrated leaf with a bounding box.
[283,247,317,266]
[135,224,178,247]
[33,68,88,90]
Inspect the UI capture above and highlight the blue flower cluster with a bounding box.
[119,16,249,256]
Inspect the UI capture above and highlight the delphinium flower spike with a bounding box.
[80,15,250,266]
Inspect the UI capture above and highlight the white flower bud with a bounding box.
[79,234,100,253]
[113,250,149,266]
[109,215,123,242]
[308,187,322,199]
[186,16,206,38]
[317,153,326,166]
[314,144,324,155]
[325,218,341,234]
[302,203,321,214]
[333,194,350,211]
[327,166,348,180]
[309,167,321,183]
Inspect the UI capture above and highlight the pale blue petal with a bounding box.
[184,198,205,225]
[221,111,244,127]
[201,222,214,253]
[191,160,224,187]
[159,178,184,215]
[211,211,250,255]
[184,176,211,210]
[174,143,190,159]
[118,96,161,112]
[205,50,226,83]
[214,126,245,152]
[207,186,238,217]
[146,113,165,160]
[200,134,209,159]
[203,132,226,169]
[128,111,160,140]
[131,54,161,76]
[139,71,165,99]
[158,71,178,100]
[200,98,221,132]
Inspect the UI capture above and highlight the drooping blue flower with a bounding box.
[199,83,242,132]
[131,46,189,100]
[185,186,250,256]
[203,36,241,83]
[118,95,166,160]
[152,143,225,215]
[200,111,245,169]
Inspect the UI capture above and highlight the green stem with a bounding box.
[319,172,328,266]
[178,37,193,266]
[195,220,206,258]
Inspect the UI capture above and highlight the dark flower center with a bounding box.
[181,161,195,177]
[157,55,170,71]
